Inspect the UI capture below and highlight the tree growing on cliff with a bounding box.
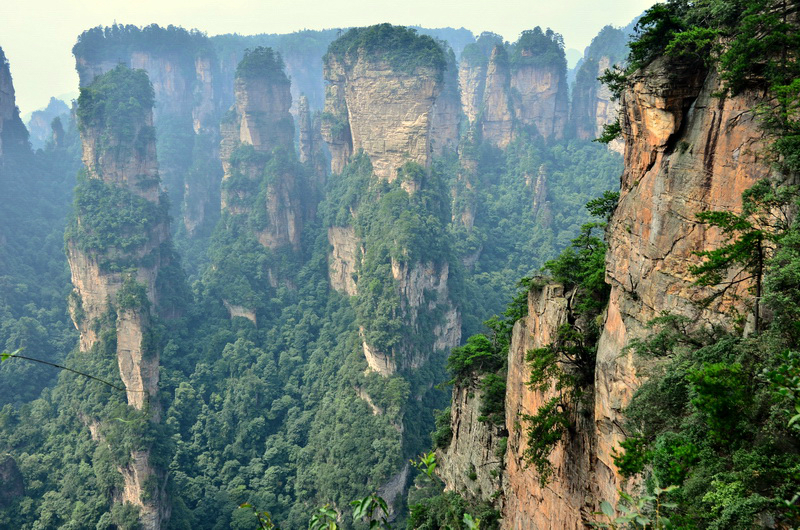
[690,179,795,332]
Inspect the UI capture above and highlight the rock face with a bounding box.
[481,46,514,148]
[0,47,28,158]
[67,66,172,530]
[220,47,306,251]
[389,259,461,373]
[321,49,443,181]
[594,55,772,503]
[458,31,570,147]
[26,97,70,150]
[430,53,461,155]
[321,26,461,375]
[510,64,568,140]
[327,226,359,296]
[436,381,505,504]
[458,59,487,127]
[438,284,594,529]
[503,284,594,529]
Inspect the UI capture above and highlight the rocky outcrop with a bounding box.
[297,95,328,183]
[220,47,306,251]
[327,226,360,296]
[439,283,594,529]
[458,30,569,145]
[458,59,487,127]
[480,46,514,148]
[510,61,568,140]
[503,284,594,529]
[572,56,623,153]
[0,454,24,508]
[594,55,772,503]
[73,25,222,234]
[436,382,505,504]
[67,66,172,530]
[430,53,460,155]
[321,44,444,180]
[26,97,70,150]
[0,47,28,158]
[361,259,460,375]
[570,25,628,153]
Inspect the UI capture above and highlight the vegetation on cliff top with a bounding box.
[76,64,155,144]
[325,23,447,76]
[235,46,288,81]
[73,23,212,63]
[509,27,567,71]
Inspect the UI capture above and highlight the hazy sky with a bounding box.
[3,0,657,115]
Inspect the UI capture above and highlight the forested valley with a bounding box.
[1,1,799,528]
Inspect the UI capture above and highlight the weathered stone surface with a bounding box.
[595,56,774,503]
[510,62,568,140]
[436,381,505,504]
[80,110,160,203]
[68,70,171,529]
[327,226,360,296]
[364,259,460,373]
[458,60,487,126]
[571,56,623,153]
[322,53,442,180]
[430,57,460,155]
[220,57,305,251]
[223,300,257,325]
[481,46,513,148]
[503,284,594,530]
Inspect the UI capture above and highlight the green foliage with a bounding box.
[595,120,621,145]
[543,221,609,316]
[432,407,453,449]
[521,396,570,486]
[687,363,748,443]
[460,32,502,66]
[585,191,620,222]
[235,46,286,80]
[76,65,154,143]
[509,27,566,71]
[592,484,679,529]
[73,24,211,65]
[690,179,795,330]
[116,277,150,311]
[326,24,447,77]
[66,176,169,270]
[613,226,800,528]
[477,373,506,425]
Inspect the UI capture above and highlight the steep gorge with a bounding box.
[439,47,777,528]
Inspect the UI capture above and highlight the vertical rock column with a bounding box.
[219,46,305,251]
[67,65,171,530]
[321,25,461,375]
